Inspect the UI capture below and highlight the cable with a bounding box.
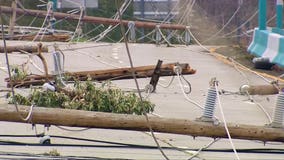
[156,26,174,46]
[222,10,258,37]
[54,126,90,132]
[228,59,273,123]
[116,1,170,159]
[76,24,104,40]
[22,104,35,121]
[186,27,210,52]
[1,13,34,122]
[30,2,52,43]
[0,66,8,74]
[215,83,240,160]
[87,0,132,42]
[69,6,85,42]
[17,50,45,73]
[136,28,156,42]
[175,67,204,110]
[202,0,243,44]
[254,100,273,123]
[188,138,220,160]
[0,135,283,154]
[68,47,121,68]
[158,76,175,88]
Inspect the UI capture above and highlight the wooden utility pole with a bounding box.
[1,104,284,143]
[3,33,71,42]
[8,0,17,39]
[5,63,196,88]
[241,84,283,95]
[0,6,187,30]
[0,44,48,53]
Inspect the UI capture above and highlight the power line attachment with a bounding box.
[128,21,136,42]
[197,78,218,123]
[270,91,284,128]
[155,25,162,45]
[185,26,191,46]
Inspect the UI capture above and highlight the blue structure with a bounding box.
[248,0,284,67]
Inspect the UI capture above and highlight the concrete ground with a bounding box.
[0,41,283,159]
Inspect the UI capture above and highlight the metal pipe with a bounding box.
[259,0,267,30]
[276,0,283,29]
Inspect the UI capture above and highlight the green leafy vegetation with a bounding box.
[8,80,154,115]
[10,65,28,81]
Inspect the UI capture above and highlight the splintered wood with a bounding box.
[5,63,196,88]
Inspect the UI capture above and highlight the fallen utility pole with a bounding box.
[0,6,187,30]
[0,44,48,53]
[6,63,196,88]
[241,84,282,95]
[1,104,284,143]
[1,33,71,42]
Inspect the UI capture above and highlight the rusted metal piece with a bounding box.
[0,6,187,30]
[5,63,196,88]
[0,44,48,53]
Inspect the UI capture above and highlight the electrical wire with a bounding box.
[54,126,91,132]
[0,135,283,154]
[69,6,85,42]
[156,26,174,46]
[221,10,258,38]
[30,2,52,43]
[188,138,220,160]
[215,83,240,160]
[175,66,204,110]
[228,59,273,123]
[202,0,244,44]
[0,14,34,122]
[116,1,170,159]
[69,48,121,68]
[136,28,156,42]
[158,76,175,88]
[87,0,132,42]
[0,66,8,74]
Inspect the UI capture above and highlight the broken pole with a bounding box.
[0,6,187,30]
[241,84,282,95]
[6,33,71,42]
[0,44,48,53]
[1,104,284,143]
[6,63,196,88]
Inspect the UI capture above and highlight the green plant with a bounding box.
[8,80,154,115]
[10,65,28,81]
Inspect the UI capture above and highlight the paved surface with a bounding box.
[0,41,283,159]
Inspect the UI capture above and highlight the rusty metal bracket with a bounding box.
[149,60,163,92]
